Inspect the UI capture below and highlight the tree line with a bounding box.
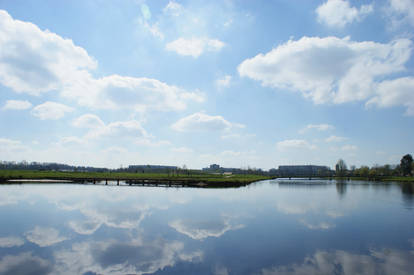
[335,154,413,177]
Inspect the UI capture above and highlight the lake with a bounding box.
[0,179,413,275]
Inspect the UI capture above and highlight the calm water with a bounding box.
[0,179,414,275]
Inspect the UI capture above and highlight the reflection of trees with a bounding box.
[401,183,414,208]
[336,182,347,199]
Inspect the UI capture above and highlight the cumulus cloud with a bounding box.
[31,101,73,120]
[73,114,149,140]
[216,75,232,88]
[73,114,105,129]
[316,0,373,28]
[387,0,414,27]
[238,36,414,114]
[367,77,414,116]
[0,10,96,95]
[171,112,244,132]
[25,226,68,247]
[166,37,225,58]
[0,10,202,113]
[62,75,204,112]
[3,99,32,110]
[299,124,334,134]
[276,139,317,151]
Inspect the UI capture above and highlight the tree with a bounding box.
[400,154,413,176]
[335,159,347,177]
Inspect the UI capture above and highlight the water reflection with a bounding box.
[261,244,414,275]
[53,239,202,275]
[0,252,52,275]
[0,181,413,274]
[401,183,414,208]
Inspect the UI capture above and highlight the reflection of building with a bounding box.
[278,165,332,177]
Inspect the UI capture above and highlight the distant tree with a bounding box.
[360,166,370,177]
[335,159,347,177]
[400,154,413,176]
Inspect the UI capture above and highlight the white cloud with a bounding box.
[62,75,204,112]
[276,139,317,151]
[388,0,414,27]
[0,10,96,95]
[31,101,73,120]
[0,236,24,248]
[166,37,225,58]
[72,114,105,129]
[238,36,414,114]
[171,112,244,132]
[163,1,183,16]
[316,0,373,28]
[367,77,414,115]
[325,135,347,142]
[3,100,32,110]
[25,226,68,247]
[300,124,334,134]
[73,114,149,140]
[171,147,193,153]
[0,10,202,113]
[216,75,232,88]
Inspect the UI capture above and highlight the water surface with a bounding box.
[0,179,413,274]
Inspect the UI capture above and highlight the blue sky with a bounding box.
[0,0,413,169]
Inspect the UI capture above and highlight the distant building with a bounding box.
[128,165,178,173]
[203,164,243,174]
[278,165,332,177]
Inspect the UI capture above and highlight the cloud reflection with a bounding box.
[25,226,68,247]
[53,239,202,275]
[0,237,24,248]
[261,246,414,275]
[169,217,244,240]
[0,252,52,274]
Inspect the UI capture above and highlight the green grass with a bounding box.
[0,170,271,184]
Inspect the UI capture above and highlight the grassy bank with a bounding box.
[0,170,271,186]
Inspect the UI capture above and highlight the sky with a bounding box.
[0,0,413,170]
